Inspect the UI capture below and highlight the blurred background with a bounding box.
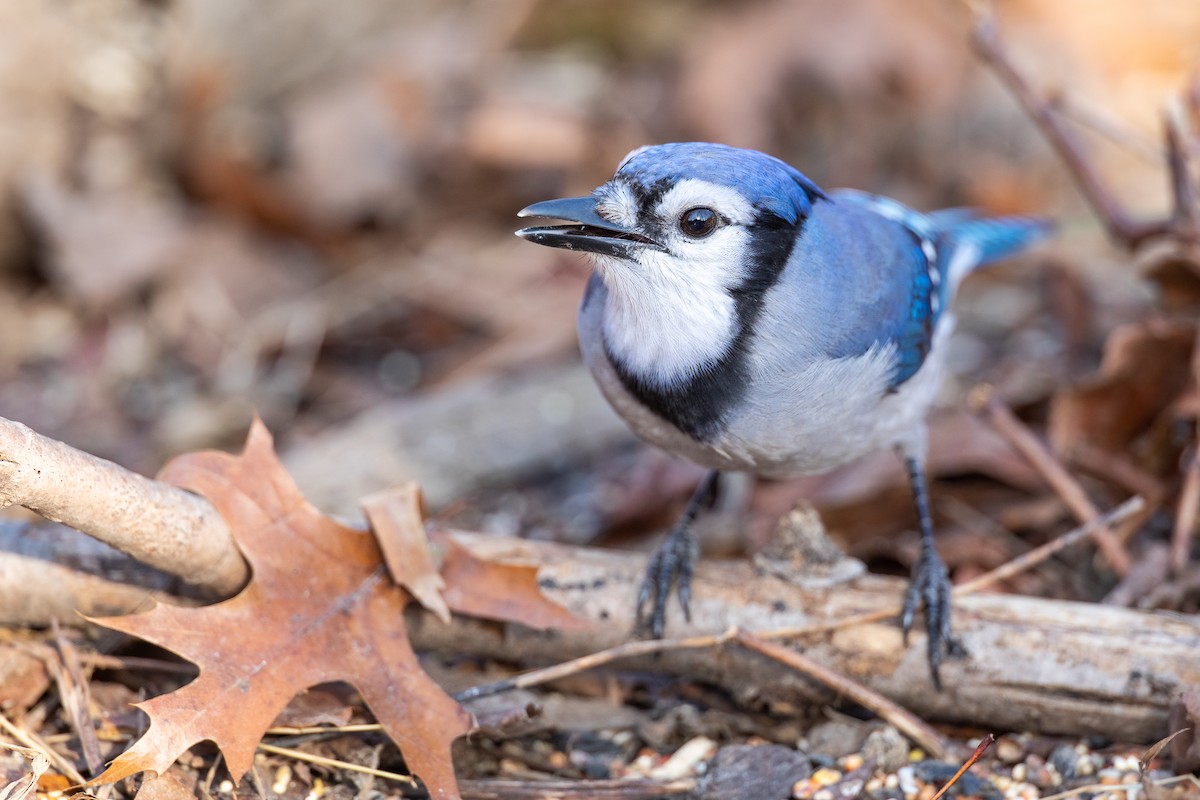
[1,0,1198,587]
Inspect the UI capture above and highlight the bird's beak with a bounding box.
[516,196,659,257]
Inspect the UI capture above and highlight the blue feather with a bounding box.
[615,142,825,224]
[831,191,1050,388]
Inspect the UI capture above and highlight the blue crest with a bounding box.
[615,142,825,224]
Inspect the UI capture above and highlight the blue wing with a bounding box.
[823,191,1051,388]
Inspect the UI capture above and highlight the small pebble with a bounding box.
[1113,754,1141,772]
[812,767,844,786]
[993,734,1027,765]
[841,753,864,771]
[648,736,717,781]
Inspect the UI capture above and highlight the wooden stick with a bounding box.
[973,17,1174,249]
[970,387,1132,575]
[733,630,955,760]
[424,525,1196,745]
[0,417,247,596]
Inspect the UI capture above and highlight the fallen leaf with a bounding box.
[90,420,471,799]
[270,686,355,730]
[1168,689,1200,772]
[434,532,588,630]
[1141,728,1191,800]
[133,769,197,800]
[362,483,450,624]
[1048,319,1195,456]
[1145,246,1200,314]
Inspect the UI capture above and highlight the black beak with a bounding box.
[516,196,659,257]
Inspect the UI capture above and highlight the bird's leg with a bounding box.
[636,470,720,638]
[899,456,964,687]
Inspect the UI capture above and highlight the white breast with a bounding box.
[579,276,953,476]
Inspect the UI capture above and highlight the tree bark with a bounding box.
[411,532,1197,744]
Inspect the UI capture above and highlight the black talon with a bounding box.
[635,471,719,638]
[902,456,965,688]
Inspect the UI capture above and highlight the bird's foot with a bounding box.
[635,524,698,639]
[900,545,965,688]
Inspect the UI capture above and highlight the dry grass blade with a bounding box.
[256,743,418,787]
[0,709,85,787]
[1040,774,1200,800]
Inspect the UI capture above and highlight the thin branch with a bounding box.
[970,387,1132,575]
[0,416,247,596]
[1172,445,1200,573]
[973,17,1173,249]
[733,630,956,760]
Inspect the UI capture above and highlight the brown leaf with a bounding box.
[434,533,587,630]
[132,769,196,800]
[1049,319,1195,456]
[362,483,450,624]
[89,420,471,799]
[1168,689,1200,772]
[1141,728,1192,800]
[271,686,354,730]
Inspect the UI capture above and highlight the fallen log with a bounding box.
[412,530,1196,744]
[0,412,1192,743]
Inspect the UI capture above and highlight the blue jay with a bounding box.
[515,142,1049,684]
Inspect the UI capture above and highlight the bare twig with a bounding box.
[733,630,956,760]
[1172,445,1200,573]
[972,17,1179,248]
[956,495,1143,594]
[49,623,103,775]
[0,417,246,596]
[970,387,1132,575]
[453,634,726,703]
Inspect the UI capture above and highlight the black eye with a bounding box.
[679,207,718,238]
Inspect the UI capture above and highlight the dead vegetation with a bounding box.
[1,1,1200,798]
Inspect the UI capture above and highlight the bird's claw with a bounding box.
[635,527,697,638]
[901,545,965,688]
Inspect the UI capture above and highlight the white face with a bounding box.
[589,176,760,386]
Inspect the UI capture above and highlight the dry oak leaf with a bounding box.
[363,484,587,632]
[89,420,471,799]
[1049,318,1195,456]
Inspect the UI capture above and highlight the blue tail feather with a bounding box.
[939,215,1053,266]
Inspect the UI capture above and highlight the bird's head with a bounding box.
[516,142,825,293]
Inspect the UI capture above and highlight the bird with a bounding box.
[515,142,1049,684]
